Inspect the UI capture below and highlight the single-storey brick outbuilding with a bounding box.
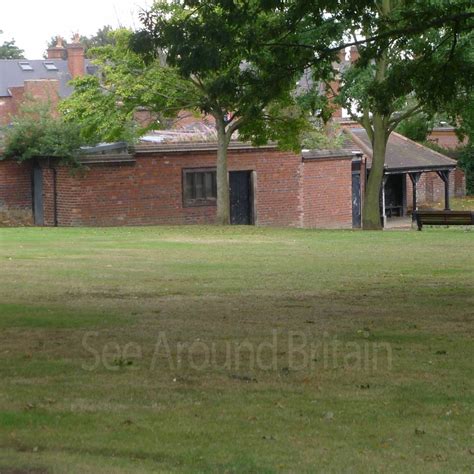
[0,133,465,229]
[0,142,363,228]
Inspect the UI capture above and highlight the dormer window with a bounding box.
[18,61,33,71]
[43,62,58,71]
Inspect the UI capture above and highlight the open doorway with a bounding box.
[384,174,405,217]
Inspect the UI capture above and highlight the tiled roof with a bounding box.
[345,127,457,172]
[0,59,92,98]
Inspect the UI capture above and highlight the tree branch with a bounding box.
[388,103,423,133]
[258,11,474,57]
[226,116,246,137]
[361,108,374,143]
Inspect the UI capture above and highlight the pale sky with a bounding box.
[2,0,153,59]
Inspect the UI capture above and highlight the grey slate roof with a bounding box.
[0,59,93,98]
[345,127,457,172]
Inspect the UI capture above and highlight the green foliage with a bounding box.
[133,1,337,147]
[0,30,24,59]
[60,29,196,144]
[301,122,344,150]
[327,0,474,228]
[396,114,434,142]
[334,1,474,123]
[458,144,474,194]
[2,100,85,165]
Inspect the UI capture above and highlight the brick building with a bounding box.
[0,41,466,229]
[0,141,361,228]
[0,128,464,229]
[0,36,89,126]
[344,127,462,225]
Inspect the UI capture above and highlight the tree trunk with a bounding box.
[215,119,231,225]
[363,115,388,230]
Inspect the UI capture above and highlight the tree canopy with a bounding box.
[3,100,85,166]
[60,1,474,226]
[0,30,24,59]
[60,29,196,144]
[329,0,474,228]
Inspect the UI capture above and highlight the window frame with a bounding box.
[182,168,217,207]
[18,61,34,71]
[43,61,58,71]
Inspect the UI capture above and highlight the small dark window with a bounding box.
[183,168,217,206]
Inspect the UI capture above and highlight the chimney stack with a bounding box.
[66,33,85,78]
[47,36,66,60]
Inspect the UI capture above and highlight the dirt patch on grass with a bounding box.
[0,208,33,227]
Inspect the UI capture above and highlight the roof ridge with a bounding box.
[343,127,372,157]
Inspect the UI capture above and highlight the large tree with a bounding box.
[331,0,474,229]
[245,0,473,228]
[130,1,338,224]
[64,3,341,225]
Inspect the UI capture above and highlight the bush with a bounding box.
[396,114,433,142]
[1,100,86,166]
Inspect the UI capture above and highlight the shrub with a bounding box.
[1,100,86,166]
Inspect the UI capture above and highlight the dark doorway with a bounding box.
[33,166,44,226]
[352,172,361,228]
[229,171,253,225]
[384,174,404,217]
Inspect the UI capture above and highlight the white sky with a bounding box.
[2,0,153,59]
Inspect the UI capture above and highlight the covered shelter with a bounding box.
[345,128,458,226]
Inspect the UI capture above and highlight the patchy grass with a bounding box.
[0,226,473,473]
[430,195,474,211]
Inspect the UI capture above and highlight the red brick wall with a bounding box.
[405,170,459,209]
[66,44,85,78]
[0,80,60,125]
[303,158,353,228]
[41,149,306,227]
[453,169,466,197]
[0,96,17,126]
[1,149,355,228]
[428,130,466,149]
[0,159,33,211]
[23,80,60,117]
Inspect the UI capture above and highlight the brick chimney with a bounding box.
[47,36,66,60]
[66,33,85,78]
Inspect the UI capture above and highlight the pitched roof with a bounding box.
[344,127,457,172]
[0,59,93,98]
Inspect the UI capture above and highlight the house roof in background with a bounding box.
[345,127,457,172]
[0,59,93,98]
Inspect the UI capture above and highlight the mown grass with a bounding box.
[0,226,473,473]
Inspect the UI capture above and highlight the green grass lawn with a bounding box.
[0,226,473,473]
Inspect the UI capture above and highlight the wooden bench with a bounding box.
[415,210,474,230]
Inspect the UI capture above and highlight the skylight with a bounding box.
[18,61,33,71]
[43,62,58,71]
